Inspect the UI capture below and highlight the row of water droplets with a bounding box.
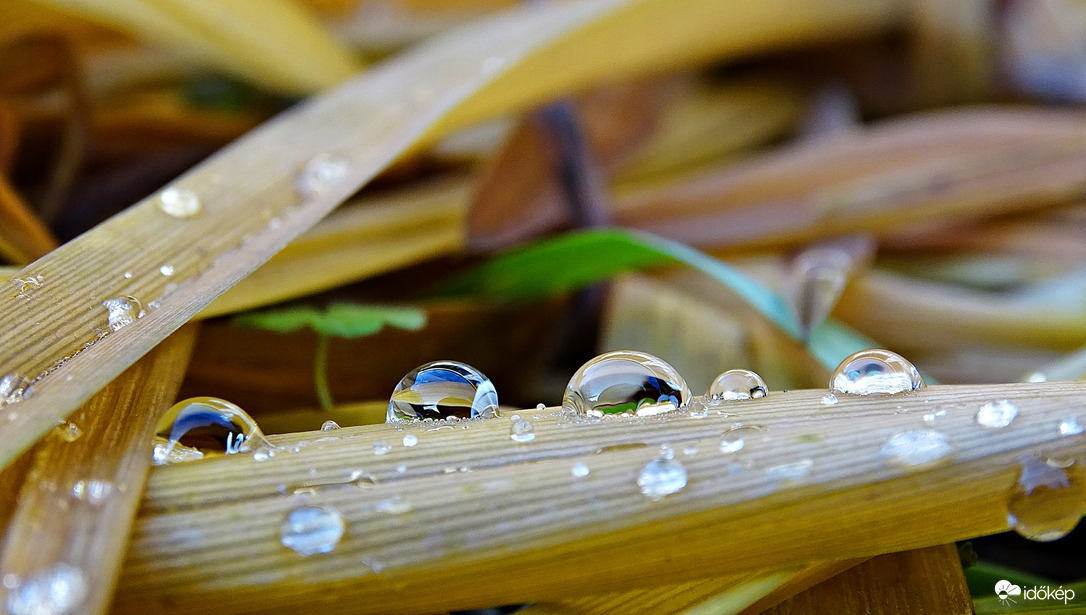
[136,347,1086,564]
[0,155,359,615]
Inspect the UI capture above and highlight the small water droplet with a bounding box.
[709,369,768,400]
[821,393,838,406]
[720,436,745,454]
[122,271,132,279]
[4,564,87,615]
[280,506,345,556]
[1058,417,1084,436]
[766,458,813,482]
[152,397,269,465]
[879,429,952,467]
[1007,453,1084,541]
[922,413,937,424]
[682,446,699,456]
[373,440,392,455]
[976,400,1019,429]
[320,420,340,431]
[830,349,925,395]
[637,457,687,499]
[402,434,418,447]
[157,187,201,218]
[71,479,113,506]
[563,351,690,418]
[659,444,675,460]
[11,275,44,300]
[387,361,499,421]
[509,419,535,443]
[688,399,709,419]
[375,496,412,514]
[536,403,546,411]
[1026,372,1048,383]
[571,463,590,478]
[296,153,351,198]
[102,296,145,332]
[53,421,81,442]
[396,464,407,473]
[1,374,31,406]
[159,265,174,277]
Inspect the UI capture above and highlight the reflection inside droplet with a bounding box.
[387,361,499,421]
[102,296,145,332]
[280,506,345,556]
[152,397,270,465]
[1007,453,1084,542]
[709,369,768,400]
[563,351,690,418]
[830,349,925,395]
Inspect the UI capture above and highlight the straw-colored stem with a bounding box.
[0,326,196,615]
[117,383,1085,614]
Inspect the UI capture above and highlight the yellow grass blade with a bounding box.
[118,383,1085,614]
[32,0,361,93]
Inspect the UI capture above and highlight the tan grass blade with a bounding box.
[118,383,1086,614]
[752,544,973,614]
[0,0,905,469]
[34,0,360,93]
[0,175,58,264]
[0,326,195,615]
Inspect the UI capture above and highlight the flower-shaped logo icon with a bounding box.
[995,580,1022,605]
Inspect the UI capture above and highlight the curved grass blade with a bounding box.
[438,228,877,371]
[235,303,426,338]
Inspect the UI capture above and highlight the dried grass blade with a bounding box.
[0,325,195,615]
[119,383,1086,614]
[0,175,58,264]
[0,0,905,469]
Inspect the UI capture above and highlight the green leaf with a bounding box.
[235,303,426,338]
[439,229,878,371]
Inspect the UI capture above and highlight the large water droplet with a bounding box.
[830,349,925,395]
[1007,453,1084,542]
[157,187,201,218]
[4,564,87,615]
[709,369,768,400]
[1,374,31,405]
[510,419,536,443]
[102,296,145,332]
[637,457,687,499]
[296,154,351,198]
[152,397,270,465]
[280,506,345,556]
[320,420,340,431]
[976,400,1019,429]
[563,351,690,418]
[387,361,499,421]
[879,429,952,467]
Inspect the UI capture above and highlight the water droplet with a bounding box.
[1058,417,1084,436]
[821,393,838,406]
[766,458,813,482]
[536,403,546,411]
[53,421,81,442]
[1,374,31,405]
[122,271,132,279]
[296,153,351,198]
[922,413,937,424]
[71,479,113,506]
[659,444,675,460]
[4,564,87,615]
[879,430,952,467]
[11,275,44,300]
[373,440,392,455]
[709,369,768,400]
[637,457,687,499]
[280,506,345,556]
[976,400,1019,429]
[571,463,590,478]
[688,399,709,419]
[151,397,270,465]
[682,446,699,456]
[402,434,418,447]
[720,436,746,454]
[321,420,340,431]
[1007,453,1084,542]
[509,419,535,443]
[375,496,412,514]
[1026,372,1048,383]
[159,265,174,277]
[563,351,690,418]
[157,187,201,218]
[830,349,925,395]
[102,295,145,332]
[387,361,499,421]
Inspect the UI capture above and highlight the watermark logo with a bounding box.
[995,580,1076,606]
[994,580,1021,606]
